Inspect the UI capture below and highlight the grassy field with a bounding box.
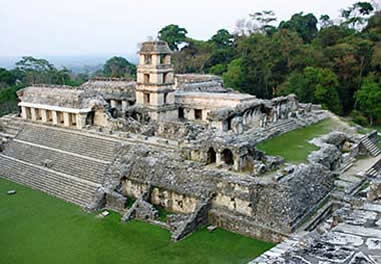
[0,178,274,264]
[256,119,335,163]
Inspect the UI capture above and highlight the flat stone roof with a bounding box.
[175,92,257,102]
[139,41,172,54]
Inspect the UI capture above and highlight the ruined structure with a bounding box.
[1,40,380,263]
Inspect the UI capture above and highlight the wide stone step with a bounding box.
[0,155,99,207]
[16,125,117,161]
[3,141,108,184]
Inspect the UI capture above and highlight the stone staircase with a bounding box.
[3,140,108,184]
[16,124,118,162]
[367,167,380,178]
[0,155,99,207]
[360,136,381,157]
[339,153,356,174]
[366,158,381,178]
[0,116,24,137]
[0,120,120,207]
[244,119,299,144]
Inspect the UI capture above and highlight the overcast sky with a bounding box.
[0,0,360,57]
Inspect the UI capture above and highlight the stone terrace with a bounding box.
[251,154,381,264]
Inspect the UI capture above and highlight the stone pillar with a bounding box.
[233,156,240,172]
[110,100,117,108]
[41,109,48,123]
[202,110,208,121]
[76,113,87,129]
[122,101,128,112]
[52,111,58,125]
[63,112,70,127]
[21,106,27,119]
[216,152,223,166]
[242,112,247,126]
[30,108,37,121]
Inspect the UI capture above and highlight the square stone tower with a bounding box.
[136,41,177,121]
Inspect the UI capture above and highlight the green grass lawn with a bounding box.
[256,119,335,163]
[0,178,274,264]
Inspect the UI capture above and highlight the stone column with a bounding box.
[41,109,48,123]
[216,152,223,166]
[52,111,58,125]
[21,106,27,119]
[30,108,37,121]
[63,112,70,127]
[76,113,87,129]
[202,110,208,121]
[122,101,128,112]
[110,100,117,108]
[233,156,240,172]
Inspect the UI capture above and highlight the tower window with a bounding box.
[164,93,168,104]
[144,55,152,65]
[160,54,165,64]
[163,72,169,84]
[164,55,171,64]
[144,93,150,104]
[144,74,150,84]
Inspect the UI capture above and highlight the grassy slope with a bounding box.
[0,178,274,264]
[256,119,335,163]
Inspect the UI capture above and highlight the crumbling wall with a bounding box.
[102,144,212,215]
[151,187,198,214]
[171,197,212,241]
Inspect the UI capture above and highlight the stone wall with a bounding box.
[209,209,288,243]
[171,197,212,241]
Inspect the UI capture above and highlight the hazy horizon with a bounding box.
[0,0,362,57]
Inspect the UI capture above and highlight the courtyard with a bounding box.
[0,178,274,264]
[256,119,336,163]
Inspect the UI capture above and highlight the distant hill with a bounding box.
[0,55,138,74]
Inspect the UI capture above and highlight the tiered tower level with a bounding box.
[136,41,177,121]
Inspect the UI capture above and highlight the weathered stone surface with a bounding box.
[366,238,381,250]
[367,179,381,202]
[321,232,364,247]
[308,144,342,171]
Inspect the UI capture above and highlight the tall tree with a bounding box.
[279,67,343,114]
[355,74,381,125]
[341,1,375,29]
[103,57,136,78]
[0,68,16,88]
[158,24,188,51]
[279,13,318,43]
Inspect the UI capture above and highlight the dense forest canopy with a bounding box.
[158,1,381,125]
[0,1,380,126]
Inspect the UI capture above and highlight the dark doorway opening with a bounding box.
[222,149,234,165]
[178,107,184,119]
[195,109,202,120]
[86,111,95,126]
[207,147,217,164]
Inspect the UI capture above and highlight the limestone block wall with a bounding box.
[208,209,288,243]
[122,179,149,199]
[93,109,111,128]
[121,179,199,215]
[151,187,198,214]
[212,193,253,216]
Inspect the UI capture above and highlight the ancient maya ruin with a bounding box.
[0,41,381,263]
